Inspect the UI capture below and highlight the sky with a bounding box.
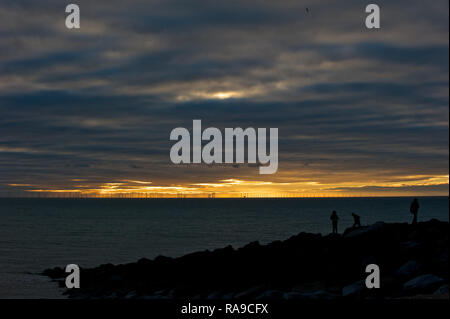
[0,0,448,197]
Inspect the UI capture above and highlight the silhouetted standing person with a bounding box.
[351,213,361,228]
[410,198,419,224]
[330,210,339,234]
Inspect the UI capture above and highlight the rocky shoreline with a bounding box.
[43,219,449,300]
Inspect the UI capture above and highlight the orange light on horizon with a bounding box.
[5,173,448,198]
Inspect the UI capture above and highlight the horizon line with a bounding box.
[0,195,448,199]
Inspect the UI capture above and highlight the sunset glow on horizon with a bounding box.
[6,173,448,198]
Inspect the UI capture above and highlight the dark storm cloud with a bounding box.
[0,0,448,195]
[313,42,449,67]
[124,1,301,32]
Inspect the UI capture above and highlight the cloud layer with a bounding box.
[0,0,448,196]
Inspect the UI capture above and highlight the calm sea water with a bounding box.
[0,197,448,298]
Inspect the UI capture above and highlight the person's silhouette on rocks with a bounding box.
[330,210,339,234]
[351,213,361,228]
[410,198,420,224]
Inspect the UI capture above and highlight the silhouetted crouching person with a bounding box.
[410,198,419,224]
[351,213,361,228]
[330,210,339,234]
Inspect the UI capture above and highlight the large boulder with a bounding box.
[124,291,137,299]
[343,227,370,238]
[343,222,385,238]
[368,221,385,232]
[395,260,422,278]
[433,284,449,295]
[206,290,224,299]
[342,280,365,297]
[235,285,266,299]
[300,290,339,300]
[283,292,308,300]
[439,251,449,269]
[403,274,445,294]
[256,290,284,299]
[221,292,236,299]
[139,294,171,300]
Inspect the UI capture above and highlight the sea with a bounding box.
[0,197,448,298]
